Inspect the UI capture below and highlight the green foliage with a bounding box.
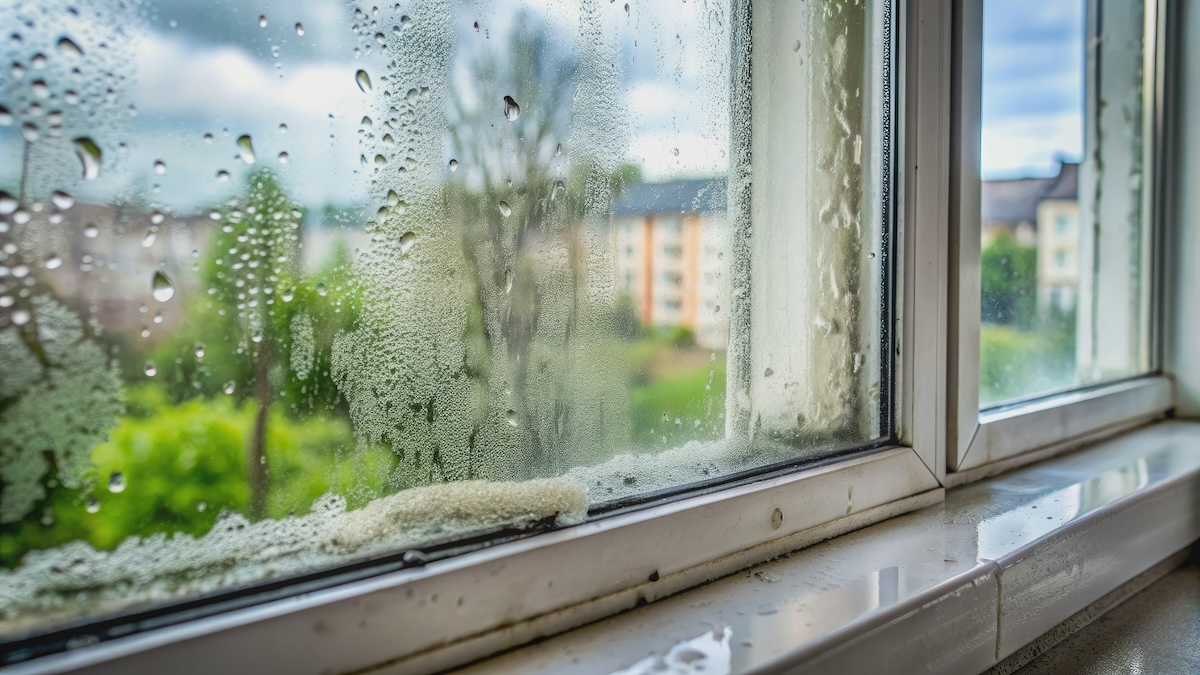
[981,232,1037,328]
[0,386,393,566]
[980,312,1076,406]
[627,334,726,448]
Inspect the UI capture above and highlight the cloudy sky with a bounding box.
[0,0,1083,214]
[982,0,1085,179]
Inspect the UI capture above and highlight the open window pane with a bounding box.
[979,0,1151,407]
[0,0,890,640]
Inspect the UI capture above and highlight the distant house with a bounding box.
[611,178,729,349]
[981,162,1081,312]
[1034,163,1080,312]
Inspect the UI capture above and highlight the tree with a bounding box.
[981,232,1037,328]
[161,169,363,518]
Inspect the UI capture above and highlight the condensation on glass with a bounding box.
[978,0,1151,407]
[0,0,888,637]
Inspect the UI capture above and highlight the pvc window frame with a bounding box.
[5,1,951,673]
[946,0,1174,476]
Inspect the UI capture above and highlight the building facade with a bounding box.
[611,179,730,349]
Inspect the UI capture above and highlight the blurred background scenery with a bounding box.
[0,0,1089,569]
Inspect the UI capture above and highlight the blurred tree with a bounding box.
[155,169,362,518]
[981,232,1037,328]
[440,15,642,477]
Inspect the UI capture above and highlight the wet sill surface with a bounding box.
[452,420,1200,675]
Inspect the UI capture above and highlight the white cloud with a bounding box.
[981,111,1082,179]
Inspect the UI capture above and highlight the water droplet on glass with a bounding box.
[73,137,101,179]
[506,410,519,427]
[196,501,208,512]
[204,132,214,143]
[141,231,157,247]
[31,53,46,69]
[498,201,512,217]
[51,191,74,210]
[399,231,417,255]
[194,343,206,358]
[278,152,289,164]
[279,123,288,133]
[361,115,373,129]
[153,160,166,175]
[153,312,164,324]
[216,170,230,182]
[673,147,680,157]
[374,154,387,166]
[0,105,12,126]
[85,496,100,514]
[295,23,304,36]
[21,122,39,142]
[0,191,15,214]
[150,210,165,225]
[449,158,458,171]
[11,309,31,326]
[83,223,98,238]
[356,69,372,93]
[503,95,521,121]
[43,254,62,270]
[282,287,294,302]
[405,88,419,105]
[144,361,157,377]
[236,135,256,164]
[400,15,412,29]
[867,251,876,260]
[224,381,236,395]
[504,269,513,294]
[756,602,780,616]
[316,283,327,297]
[31,80,49,98]
[552,181,566,200]
[56,36,83,56]
[151,271,175,302]
[374,32,386,45]
[258,15,268,27]
[555,143,562,156]
[107,472,126,493]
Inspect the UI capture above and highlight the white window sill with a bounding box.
[448,420,1200,675]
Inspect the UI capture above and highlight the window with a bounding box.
[949,0,1169,473]
[977,0,1151,407]
[0,0,902,660]
[6,0,1175,671]
[1055,214,1071,235]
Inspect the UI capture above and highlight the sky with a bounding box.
[981,0,1085,180]
[0,0,1084,214]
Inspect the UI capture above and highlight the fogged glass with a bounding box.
[979,0,1150,407]
[0,0,887,636]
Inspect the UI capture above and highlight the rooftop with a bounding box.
[611,178,727,217]
[981,162,1079,225]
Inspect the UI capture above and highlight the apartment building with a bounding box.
[611,178,730,349]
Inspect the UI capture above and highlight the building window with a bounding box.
[1054,214,1070,235]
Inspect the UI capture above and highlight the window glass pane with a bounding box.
[0,0,889,638]
[979,0,1150,407]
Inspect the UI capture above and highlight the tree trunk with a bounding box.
[248,347,273,519]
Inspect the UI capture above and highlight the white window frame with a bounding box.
[5,1,950,673]
[8,0,1181,672]
[946,0,1174,477]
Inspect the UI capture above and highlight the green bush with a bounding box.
[0,387,393,566]
[980,320,1076,406]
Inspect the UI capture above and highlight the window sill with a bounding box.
[450,420,1200,675]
